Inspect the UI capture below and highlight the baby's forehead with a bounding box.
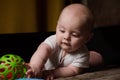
[63,4,91,15]
[58,4,94,32]
[60,5,92,22]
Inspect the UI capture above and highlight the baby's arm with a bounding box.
[41,64,83,79]
[28,42,52,77]
[52,65,83,78]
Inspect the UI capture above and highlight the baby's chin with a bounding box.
[61,46,81,53]
[61,46,70,52]
[60,43,78,52]
[61,46,75,53]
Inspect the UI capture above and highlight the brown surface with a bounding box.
[55,66,120,80]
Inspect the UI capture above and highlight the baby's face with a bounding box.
[55,4,93,52]
[56,13,91,52]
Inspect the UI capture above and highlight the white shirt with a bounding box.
[44,35,89,70]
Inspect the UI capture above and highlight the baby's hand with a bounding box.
[24,63,34,78]
[24,63,42,78]
[42,70,54,80]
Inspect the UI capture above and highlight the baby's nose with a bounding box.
[64,33,70,40]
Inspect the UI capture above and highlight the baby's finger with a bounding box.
[46,75,54,80]
[26,69,34,78]
[23,63,31,69]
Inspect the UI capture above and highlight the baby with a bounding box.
[26,3,98,80]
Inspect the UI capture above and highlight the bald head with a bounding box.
[62,4,92,17]
[58,4,94,32]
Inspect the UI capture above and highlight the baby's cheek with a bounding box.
[56,39,61,46]
[72,40,81,48]
[57,35,63,43]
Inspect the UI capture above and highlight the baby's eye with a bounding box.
[72,33,80,37]
[59,28,65,33]
[60,29,65,33]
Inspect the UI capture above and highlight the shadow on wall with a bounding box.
[87,0,120,27]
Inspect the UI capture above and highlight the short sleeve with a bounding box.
[43,35,59,53]
[71,49,90,68]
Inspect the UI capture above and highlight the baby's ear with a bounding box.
[89,33,94,41]
[85,33,94,43]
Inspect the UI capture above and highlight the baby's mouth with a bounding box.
[62,42,71,46]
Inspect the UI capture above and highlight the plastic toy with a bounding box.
[0,54,27,80]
